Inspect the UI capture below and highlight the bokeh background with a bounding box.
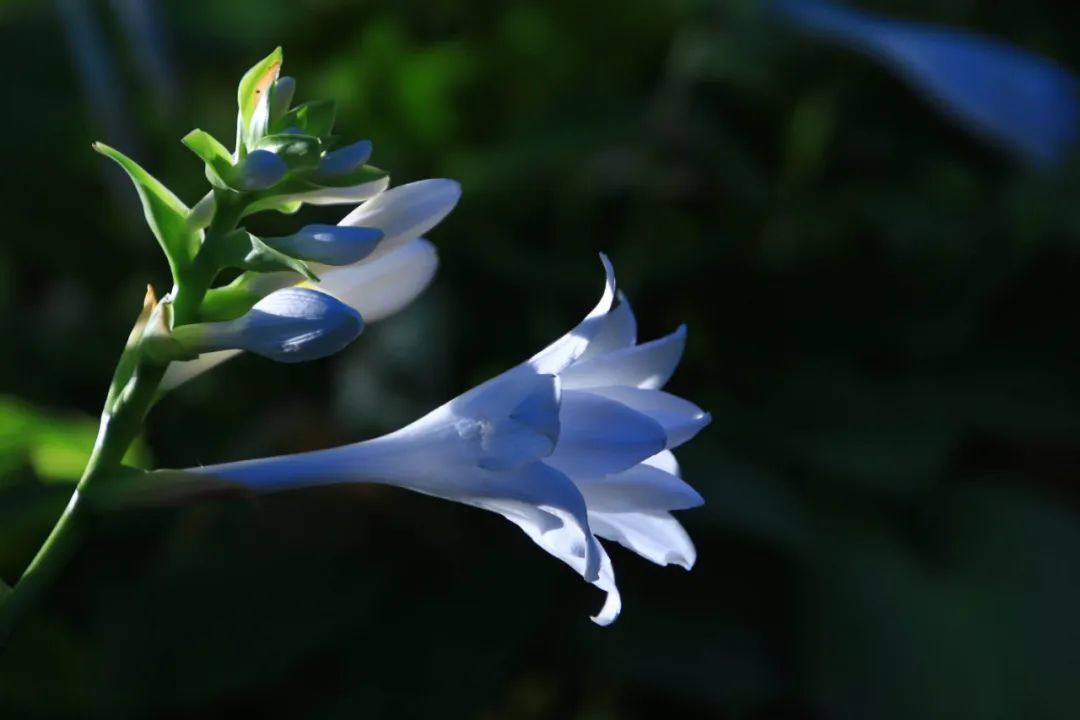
[2,0,1080,717]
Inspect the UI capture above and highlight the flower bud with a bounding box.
[265,224,383,265]
[234,149,288,191]
[315,140,373,178]
[269,76,296,123]
[173,288,363,363]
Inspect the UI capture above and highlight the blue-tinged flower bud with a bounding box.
[269,76,296,123]
[234,149,288,191]
[315,140,373,178]
[265,224,383,265]
[174,287,363,363]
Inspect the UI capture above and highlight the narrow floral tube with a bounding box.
[186,256,708,625]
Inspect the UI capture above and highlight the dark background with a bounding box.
[2,0,1080,717]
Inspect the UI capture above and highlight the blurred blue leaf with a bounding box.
[772,0,1080,166]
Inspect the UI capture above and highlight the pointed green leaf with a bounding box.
[309,163,386,189]
[253,133,322,169]
[182,129,234,189]
[93,143,197,275]
[274,99,337,137]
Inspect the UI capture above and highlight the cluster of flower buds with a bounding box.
[94,48,460,378]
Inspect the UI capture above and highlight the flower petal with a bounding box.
[590,545,622,626]
[281,174,390,206]
[580,386,710,448]
[545,389,666,477]
[479,462,603,583]
[159,349,238,391]
[573,461,704,512]
[338,179,461,258]
[589,510,697,569]
[528,254,618,375]
[310,237,439,322]
[643,449,680,476]
[578,292,637,361]
[449,368,561,471]
[561,324,686,391]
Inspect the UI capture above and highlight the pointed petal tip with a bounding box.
[590,596,622,626]
[671,553,696,571]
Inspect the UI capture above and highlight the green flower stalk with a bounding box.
[0,45,707,640]
[0,48,460,646]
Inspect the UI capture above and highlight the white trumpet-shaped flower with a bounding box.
[162,179,461,390]
[187,256,708,625]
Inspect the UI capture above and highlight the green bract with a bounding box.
[181,129,234,189]
[273,99,337,137]
[93,143,200,282]
[236,46,283,155]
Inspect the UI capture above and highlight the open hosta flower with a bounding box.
[188,256,708,624]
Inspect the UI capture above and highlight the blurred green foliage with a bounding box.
[2,0,1080,718]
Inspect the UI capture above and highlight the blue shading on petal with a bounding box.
[545,389,667,477]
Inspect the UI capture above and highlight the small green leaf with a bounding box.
[237,47,283,151]
[310,163,387,189]
[93,143,197,275]
[274,99,337,137]
[0,578,11,602]
[200,278,262,322]
[182,129,234,189]
[253,133,322,169]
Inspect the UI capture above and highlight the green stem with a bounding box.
[0,187,248,648]
[172,189,246,323]
[0,490,86,646]
[0,360,166,649]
